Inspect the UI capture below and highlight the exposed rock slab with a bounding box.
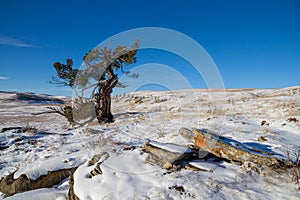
[143,140,195,169]
[0,167,76,196]
[193,128,290,168]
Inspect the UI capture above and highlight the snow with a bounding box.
[14,151,87,180]
[187,160,219,172]
[148,141,191,154]
[4,188,67,200]
[73,150,164,199]
[0,87,300,199]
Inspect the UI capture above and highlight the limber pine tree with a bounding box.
[50,39,139,125]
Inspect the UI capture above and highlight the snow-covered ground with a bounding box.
[0,87,299,199]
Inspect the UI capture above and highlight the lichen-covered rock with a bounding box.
[178,127,196,142]
[193,128,290,168]
[0,168,76,196]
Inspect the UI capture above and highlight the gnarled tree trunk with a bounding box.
[95,77,118,123]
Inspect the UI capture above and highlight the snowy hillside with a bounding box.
[0,87,299,199]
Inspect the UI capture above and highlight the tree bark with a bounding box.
[95,77,118,123]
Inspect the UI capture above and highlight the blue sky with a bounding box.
[0,0,299,96]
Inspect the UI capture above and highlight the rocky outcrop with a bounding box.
[143,140,196,169]
[0,167,76,196]
[193,128,290,168]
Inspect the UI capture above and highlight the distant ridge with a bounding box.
[15,92,65,104]
[0,91,65,105]
[0,91,16,94]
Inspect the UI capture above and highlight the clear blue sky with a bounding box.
[0,0,299,96]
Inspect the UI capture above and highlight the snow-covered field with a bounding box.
[0,87,299,199]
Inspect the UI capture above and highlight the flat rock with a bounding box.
[193,128,290,168]
[143,140,194,169]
